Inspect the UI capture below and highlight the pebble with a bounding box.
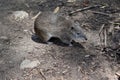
[20,59,40,69]
[85,55,90,58]
[0,36,8,40]
[67,0,76,2]
[9,11,29,21]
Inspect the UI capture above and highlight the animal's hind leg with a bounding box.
[41,33,51,42]
[41,32,53,45]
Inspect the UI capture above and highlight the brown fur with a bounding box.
[34,11,87,45]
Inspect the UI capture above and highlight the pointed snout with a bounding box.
[77,32,87,41]
[84,36,87,40]
[81,35,87,41]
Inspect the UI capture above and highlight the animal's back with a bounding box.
[34,11,71,35]
[35,12,58,33]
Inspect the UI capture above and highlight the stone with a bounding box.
[20,59,40,69]
[9,11,29,21]
[0,36,8,40]
[67,0,76,2]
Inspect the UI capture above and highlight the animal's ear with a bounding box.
[74,20,80,26]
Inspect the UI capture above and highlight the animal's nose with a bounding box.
[77,33,80,35]
[81,35,87,40]
[77,33,87,40]
[84,36,87,40]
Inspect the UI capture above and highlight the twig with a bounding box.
[114,51,117,62]
[109,22,120,25]
[99,24,105,46]
[99,25,107,47]
[109,22,120,30]
[104,28,107,47]
[99,24,105,35]
[69,5,101,15]
[108,23,114,33]
[91,11,112,17]
[36,68,46,80]
[32,11,41,20]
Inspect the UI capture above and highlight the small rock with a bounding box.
[85,55,90,57]
[20,59,40,69]
[9,11,29,21]
[0,36,9,40]
[67,0,76,2]
[23,29,28,32]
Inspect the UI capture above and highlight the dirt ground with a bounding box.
[0,0,120,80]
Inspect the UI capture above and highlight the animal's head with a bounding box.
[69,21,87,41]
[59,17,87,42]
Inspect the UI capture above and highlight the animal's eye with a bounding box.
[77,33,80,35]
[71,27,74,30]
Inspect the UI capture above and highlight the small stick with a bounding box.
[109,22,120,25]
[32,11,41,19]
[99,24,105,46]
[36,68,46,80]
[108,23,114,33]
[99,24,105,35]
[69,5,101,15]
[91,11,112,17]
[104,28,107,47]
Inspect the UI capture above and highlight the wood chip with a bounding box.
[53,7,60,13]
[67,0,76,2]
